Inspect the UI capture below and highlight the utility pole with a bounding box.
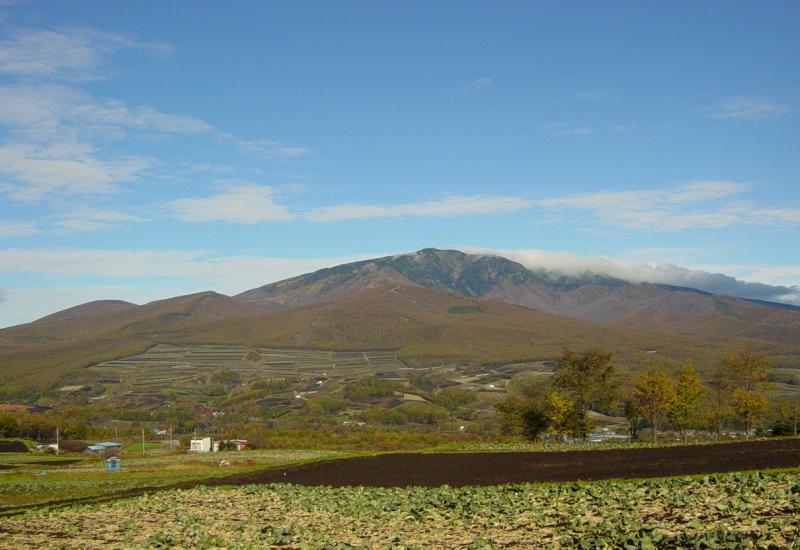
[141,427,145,456]
[55,426,59,456]
[169,424,173,449]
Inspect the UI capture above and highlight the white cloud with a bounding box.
[0,221,39,237]
[0,83,208,202]
[0,138,150,202]
[542,122,594,136]
[463,246,800,305]
[701,96,792,120]
[0,28,170,80]
[169,183,295,223]
[0,34,310,204]
[464,77,493,94]
[305,195,532,222]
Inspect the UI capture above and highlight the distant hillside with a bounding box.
[2,248,799,395]
[0,292,268,392]
[0,291,266,347]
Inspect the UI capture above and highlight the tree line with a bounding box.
[496,347,799,442]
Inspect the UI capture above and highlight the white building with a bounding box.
[189,437,212,453]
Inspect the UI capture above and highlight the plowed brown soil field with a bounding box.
[208,438,800,488]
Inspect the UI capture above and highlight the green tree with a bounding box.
[669,363,706,442]
[494,379,549,440]
[623,399,639,439]
[634,368,676,443]
[723,348,770,437]
[769,401,800,436]
[0,413,19,438]
[552,348,618,438]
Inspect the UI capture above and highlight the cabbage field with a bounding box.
[1,469,798,549]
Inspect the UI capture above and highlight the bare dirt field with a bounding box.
[207,438,800,488]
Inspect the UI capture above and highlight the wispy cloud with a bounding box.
[0,28,170,80]
[0,221,39,237]
[160,182,800,231]
[576,91,605,101]
[533,180,800,231]
[0,83,212,142]
[51,207,149,232]
[166,189,531,224]
[701,96,792,120]
[464,77,493,94]
[228,136,314,159]
[169,183,295,224]
[305,195,531,222]
[542,122,593,136]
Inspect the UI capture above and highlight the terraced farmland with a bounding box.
[86,344,410,406]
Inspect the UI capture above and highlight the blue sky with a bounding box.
[0,1,799,326]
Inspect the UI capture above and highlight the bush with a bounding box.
[432,387,477,410]
[344,377,401,402]
[303,397,348,416]
[365,402,449,426]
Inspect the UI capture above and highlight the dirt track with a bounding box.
[206,438,800,488]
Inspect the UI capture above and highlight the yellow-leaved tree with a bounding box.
[723,348,770,437]
[669,363,706,442]
[634,368,676,443]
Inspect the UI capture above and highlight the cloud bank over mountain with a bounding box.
[464,247,800,305]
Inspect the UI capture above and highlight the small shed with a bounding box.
[189,437,212,453]
[106,456,121,472]
[229,439,248,451]
[84,441,123,455]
